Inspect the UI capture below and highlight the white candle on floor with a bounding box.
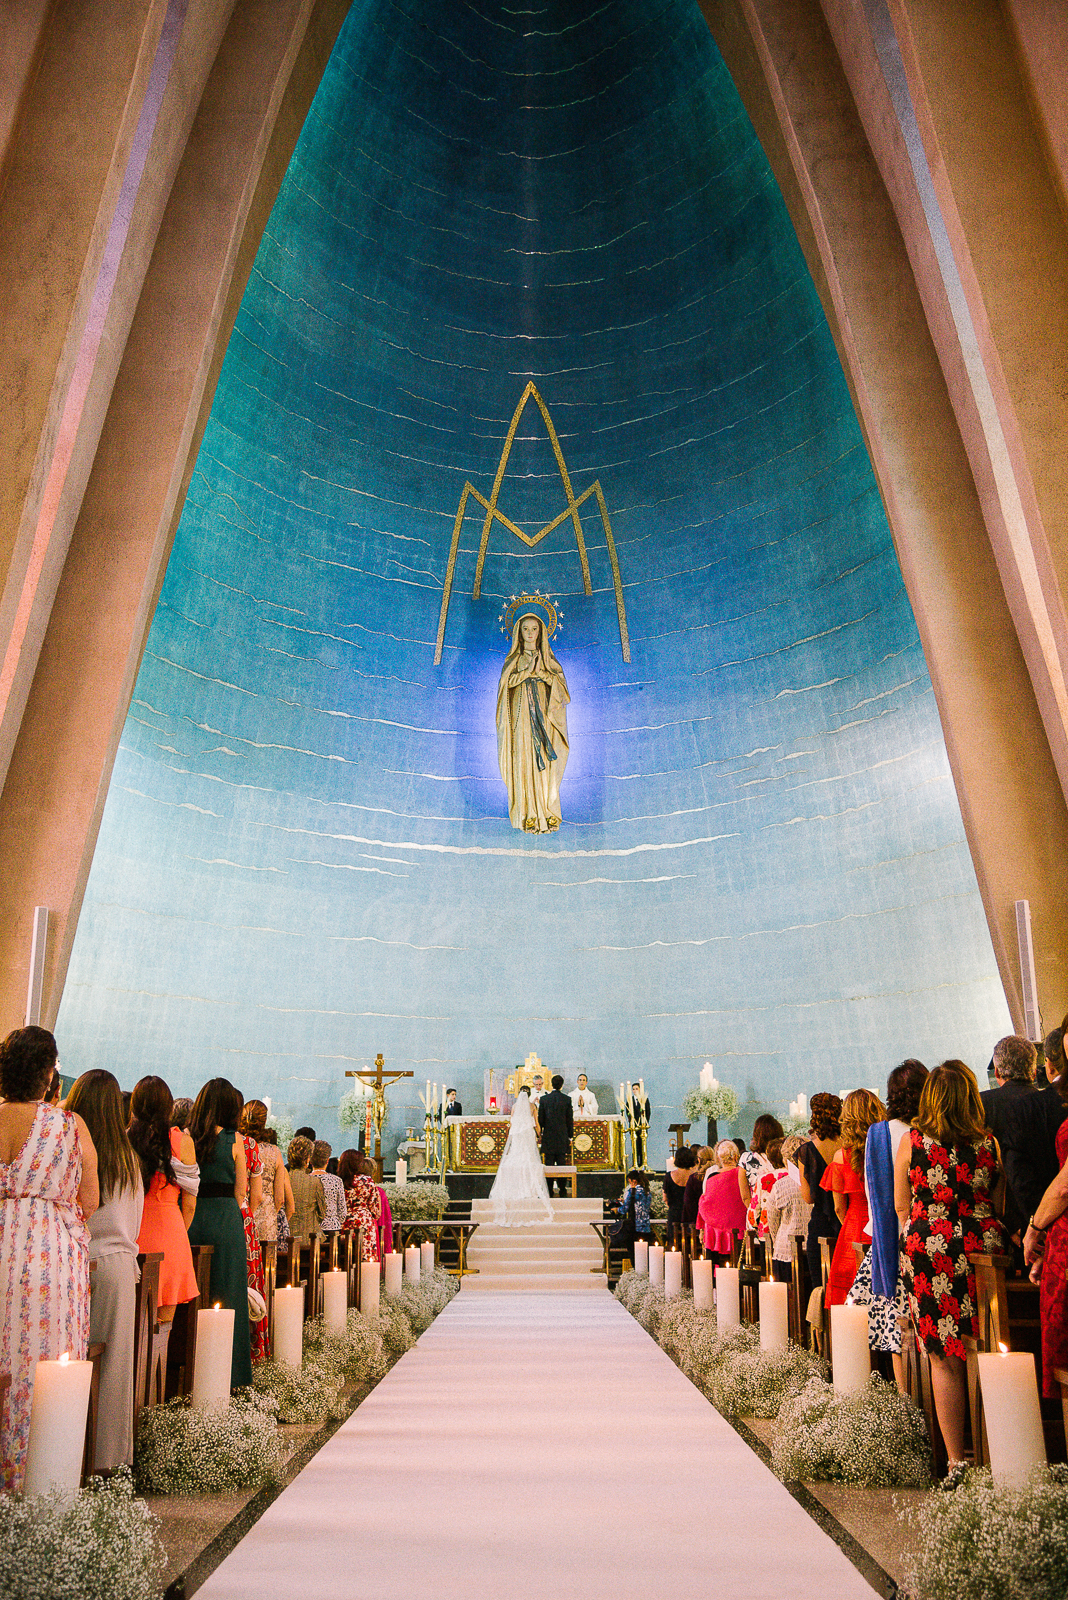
[322,1271,347,1334]
[421,1240,435,1275]
[633,1239,649,1275]
[384,1252,403,1298]
[190,1305,235,1411]
[692,1258,713,1311]
[664,1250,683,1300]
[273,1286,304,1370]
[830,1304,870,1394]
[977,1347,1047,1488]
[648,1244,665,1286]
[715,1265,740,1327]
[395,1158,407,1185]
[404,1243,420,1283]
[759,1281,789,1349]
[361,1259,381,1316]
[22,1354,93,1497]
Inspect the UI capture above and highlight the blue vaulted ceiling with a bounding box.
[57,0,1008,1147]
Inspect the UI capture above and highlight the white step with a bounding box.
[461,1273,607,1293]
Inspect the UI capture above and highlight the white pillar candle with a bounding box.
[633,1239,649,1275]
[759,1281,789,1349]
[384,1252,403,1298]
[692,1257,713,1311]
[830,1304,871,1395]
[273,1285,304,1370]
[715,1265,740,1327]
[798,1093,807,1115]
[425,1078,431,1108]
[648,1243,665,1285]
[322,1270,347,1334]
[22,1354,93,1497]
[190,1305,235,1411]
[976,1348,1048,1488]
[618,1081,625,1108]
[404,1243,420,1283]
[360,1259,381,1316]
[395,1157,407,1185]
[420,1240,435,1275]
[664,1250,683,1300]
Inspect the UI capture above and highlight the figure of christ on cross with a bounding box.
[345,1054,414,1163]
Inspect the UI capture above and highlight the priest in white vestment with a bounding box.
[570,1074,598,1118]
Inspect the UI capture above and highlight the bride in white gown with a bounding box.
[488,1087,554,1225]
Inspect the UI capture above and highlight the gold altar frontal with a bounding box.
[444,1116,624,1172]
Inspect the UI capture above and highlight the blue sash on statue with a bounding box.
[525,677,557,772]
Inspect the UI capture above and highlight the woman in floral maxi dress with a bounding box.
[0,1027,98,1490]
[339,1149,382,1261]
[896,1060,1005,1480]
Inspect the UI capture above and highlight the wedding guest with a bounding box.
[171,1097,194,1131]
[241,1100,293,1249]
[896,1060,1006,1482]
[66,1069,143,1472]
[313,1141,346,1232]
[339,1149,382,1261]
[188,1078,252,1388]
[1024,1011,1068,1399]
[797,1094,842,1288]
[0,1026,97,1491]
[765,1135,811,1282]
[821,1090,884,1304]
[613,1169,652,1261]
[1042,1028,1064,1090]
[697,1141,748,1261]
[287,1136,326,1243]
[663,1145,697,1244]
[681,1146,716,1235]
[846,1060,927,1389]
[980,1035,1066,1255]
[233,1094,268,1363]
[130,1075,199,1319]
[739,1115,784,1234]
[295,1125,316,1143]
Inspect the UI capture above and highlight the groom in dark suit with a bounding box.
[539,1074,574,1196]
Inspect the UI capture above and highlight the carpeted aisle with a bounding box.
[197,1292,876,1599]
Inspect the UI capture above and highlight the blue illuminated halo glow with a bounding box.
[499,591,561,639]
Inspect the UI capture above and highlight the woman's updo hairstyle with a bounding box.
[0,1026,58,1103]
[240,1099,269,1138]
[808,1093,842,1140]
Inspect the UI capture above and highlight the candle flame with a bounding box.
[215,1302,222,1310]
[58,1352,69,1366]
[998,1341,1009,1354]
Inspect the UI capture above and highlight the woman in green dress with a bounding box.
[187,1078,251,1388]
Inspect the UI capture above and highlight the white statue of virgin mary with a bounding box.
[496,603,570,833]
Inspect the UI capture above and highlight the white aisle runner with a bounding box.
[197,1292,876,1600]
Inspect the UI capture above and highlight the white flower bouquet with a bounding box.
[0,1469,166,1600]
[904,1465,1068,1600]
[772,1372,931,1488]
[682,1085,740,1125]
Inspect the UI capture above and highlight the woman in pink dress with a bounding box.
[233,1094,268,1363]
[0,1026,98,1491]
[697,1141,748,1259]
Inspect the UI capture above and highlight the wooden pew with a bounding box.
[787,1233,808,1345]
[80,1341,105,1485]
[167,1243,213,1399]
[132,1252,164,1423]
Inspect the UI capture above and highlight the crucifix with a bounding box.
[345,1053,414,1163]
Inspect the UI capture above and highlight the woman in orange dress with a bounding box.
[129,1075,199,1313]
[821,1089,885,1306]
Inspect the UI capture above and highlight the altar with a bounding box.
[444,1115,625,1172]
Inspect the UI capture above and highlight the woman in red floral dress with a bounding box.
[895,1060,1005,1477]
[339,1149,382,1262]
[240,1130,269,1362]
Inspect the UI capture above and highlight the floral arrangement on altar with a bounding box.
[265,1111,295,1149]
[0,1469,166,1600]
[904,1465,1068,1600]
[682,1084,740,1125]
[337,1083,371,1130]
[772,1373,931,1488]
[380,1181,449,1220]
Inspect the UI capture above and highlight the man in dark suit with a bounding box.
[441,1089,462,1118]
[629,1083,651,1167]
[981,1035,1067,1253]
[538,1074,574,1196]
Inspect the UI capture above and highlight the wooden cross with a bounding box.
[345,1053,414,1162]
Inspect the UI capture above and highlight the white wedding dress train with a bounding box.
[488,1094,554,1225]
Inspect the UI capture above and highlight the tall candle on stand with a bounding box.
[404,1243,420,1283]
[190,1304,235,1410]
[759,1281,789,1349]
[830,1304,871,1394]
[977,1346,1047,1487]
[22,1354,93,1497]
[664,1250,683,1300]
[633,1239,649,1275]
[273,1285,304,1369]
[692,1257,713,1311]
[360,1259,381,1316]
[384,1252,403,1298]
[421,1240,435,1275]
[715,1265,740,1326]
[649,1243,665,1285]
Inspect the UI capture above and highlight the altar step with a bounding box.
[464,1199,606,1292]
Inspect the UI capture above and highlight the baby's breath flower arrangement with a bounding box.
[705,1329,823,1421]
[682,1084,740,1125]
[648,1187,667,1218]
[395,1266,459,1334]
[376,1298,417,1360]
[0,1469,166,1600]
[302,1310,391,1391]
[265,1112,295,1149]
[904,1465,1068,1600]
[772,1373,931,1488]
[134,1391,283,1496]
[781,1113,809,1137]
[613,1271,649,1315]
[337,1087,366,1130]
[381,1182,449,1220]
[252,1353,345,1425]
